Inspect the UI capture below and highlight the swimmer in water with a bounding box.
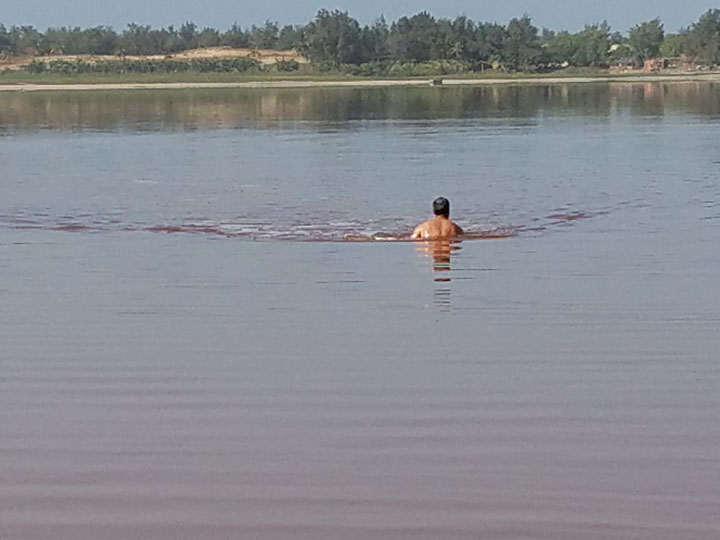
[411,197,464,239]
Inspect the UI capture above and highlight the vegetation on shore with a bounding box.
[1,9,720,79]
[3,66,685,86]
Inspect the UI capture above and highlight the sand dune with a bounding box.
[0,46,306,71]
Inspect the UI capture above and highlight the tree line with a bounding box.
[2,9,720,71]
[0,21,301,56]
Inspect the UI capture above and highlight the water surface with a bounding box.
[1,83,719,540]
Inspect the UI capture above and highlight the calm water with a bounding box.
[1,83,719,539]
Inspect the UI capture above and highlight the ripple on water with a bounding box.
[0,209,602,242]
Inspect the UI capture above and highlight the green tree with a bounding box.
[687,9,720,65]
[434,18,455,59]
[221,24,249,48]
[660,32,690,57]
[19,25,116,55]
[250,20,279,49]
[573,23,611,66]
[11,25,43,55]
[360,16,389,62]
[543,30,574,65]
[300,10,363,65]
[0,24,12,54]
[197,27,220,48]
[444,16,477,61]
[3,10,714,72]
[276,25,303,50]
[38,27,67,54]
[179,22,197,50]
[503,15,542,70]
[388,12,439,62]
[83,26,118,54]
[158,26,184,53]
[118,24,179,55]
[627,18,664,64]
[545,22,611,67]
[475,22,506,64]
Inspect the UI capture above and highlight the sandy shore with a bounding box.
[1,73,719,92]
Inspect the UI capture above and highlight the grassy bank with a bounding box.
[0,67,716,87]
[0,68,630,85]
[0,70,360,85]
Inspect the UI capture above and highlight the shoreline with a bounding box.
[1,72,720,92]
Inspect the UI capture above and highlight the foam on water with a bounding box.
[0,210,593,242]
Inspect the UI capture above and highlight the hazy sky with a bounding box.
[2,0,715,33]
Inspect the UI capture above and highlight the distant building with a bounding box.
[610,57,700,73]
[643,58,667,71]
[608,59,635,73]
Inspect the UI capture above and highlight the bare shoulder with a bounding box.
[411,222,428,239]
[453,221,464,235]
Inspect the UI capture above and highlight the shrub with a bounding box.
[275,59,300,71]
[26,59,46,73]
[22,57,264,74]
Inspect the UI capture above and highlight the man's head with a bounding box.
[433,197,450,218]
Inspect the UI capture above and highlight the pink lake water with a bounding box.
[1,83,719,539]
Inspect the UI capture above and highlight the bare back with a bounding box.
[411,216,463,239]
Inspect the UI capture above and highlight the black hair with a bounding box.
[433,197,450,217]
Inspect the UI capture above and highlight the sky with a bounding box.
[2,0,715,34]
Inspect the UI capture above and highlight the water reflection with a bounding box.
[414,239,460,278]
[415,239,463,312]
[1,82,719,132]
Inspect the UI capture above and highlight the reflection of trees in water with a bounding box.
[1,83,719,131]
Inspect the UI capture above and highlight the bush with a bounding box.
[22,57,264,74]
[384,59,471,77]
[337,60,472,77]
[310,61,337,73]
[275,59,300,71]
[342,61,392,76]
[26,59,46,73]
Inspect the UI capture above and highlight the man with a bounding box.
[411,197,464,239]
